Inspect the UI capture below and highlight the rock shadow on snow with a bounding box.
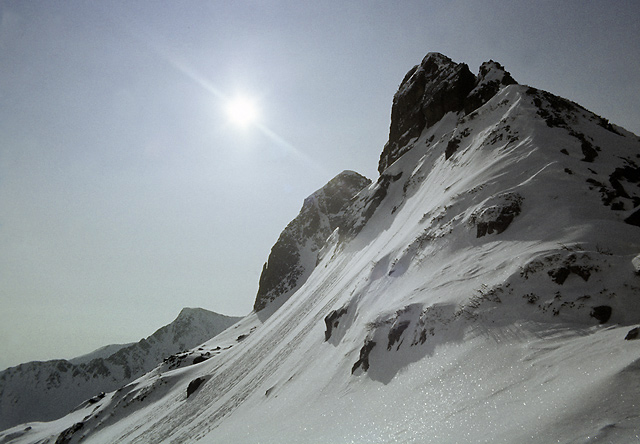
[352,303,464,385]
[325,296,363,346]
[324,305,349,344]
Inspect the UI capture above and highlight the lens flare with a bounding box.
[226,97,259,127]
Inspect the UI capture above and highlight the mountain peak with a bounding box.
[378,53,517,173]
[176,307,209,319]
[476,60,516,85]
[0,307,241,430]
[254,170,371,312]
[464,59,517,114]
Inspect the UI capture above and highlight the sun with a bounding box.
[226,96,259,127]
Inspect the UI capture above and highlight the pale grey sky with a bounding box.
[1,0,639,370]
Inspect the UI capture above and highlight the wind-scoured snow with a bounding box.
[2,54,640,444]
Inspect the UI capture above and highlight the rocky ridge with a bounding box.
[0,307,240,431]
[254,170,371,312]
[378,52,516,173]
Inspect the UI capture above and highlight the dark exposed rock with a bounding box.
[548,267,571,285]
[387,321,411,350]
[528,88,576,129]
[590,306,612,324]
[538,253,598,286]
[611,163,640,207]
[626,208,640,227]
[415,329,428,345]
[609,169,633,199]
[351,340,376,374]
[254,171,371,312]
[55,422,83,444]
[379,54,474,173]
[586,178,617,207]
[362,172,402,221]
[84,359,110,378]
[625,327,640,340]
[324,307,348,341]
[580,160,640,213]
[192,355,209,365]
[524,89,640,177]
[56,361,71,373]
[548,265,592,285]
[611,202,625,211]
[472,193,523,238]
[186,377,206,398]
[581,139,599,163]
[445,137,460,160]
[569,129,601,163]
[342,172,403,239]
[378,54,518,174]
[87,392,105,405]
[597,117,623,135]
[570,266,593,281]
[476,209,518,237]
[464,60,517,115]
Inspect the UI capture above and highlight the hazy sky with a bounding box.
[1,1,639,370]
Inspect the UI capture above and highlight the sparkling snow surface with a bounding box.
[3,85,640,443]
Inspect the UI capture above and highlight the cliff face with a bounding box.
[253,170,371,312]
[378,53,516,173]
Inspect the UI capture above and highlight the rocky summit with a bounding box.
[254,170,371,312]
[3,53,640,444]
[378,52,517,173]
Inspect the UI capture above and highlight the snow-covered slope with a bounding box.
[3,52,640,444]
[0,308,240,431]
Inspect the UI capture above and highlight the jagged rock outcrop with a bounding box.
[0,307,240,431]
[464,60,517,114]
[378,53,517,173]
[254,171,371,312]
[186,377,206,398]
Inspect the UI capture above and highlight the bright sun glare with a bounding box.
[226,96,259,127]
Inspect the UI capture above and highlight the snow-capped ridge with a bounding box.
[0,307,240,431]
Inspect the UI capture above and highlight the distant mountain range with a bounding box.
[3,52,640,443]
[0,307,240,431]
